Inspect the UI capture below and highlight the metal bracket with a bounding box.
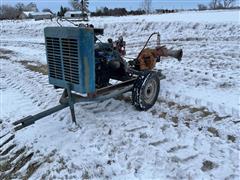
[12,77,139,131]
[66,84,77,124]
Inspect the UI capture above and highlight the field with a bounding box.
[0,10,239,179]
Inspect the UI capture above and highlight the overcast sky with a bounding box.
[1,0,218,12]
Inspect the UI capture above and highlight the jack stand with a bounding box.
[66,84,77,124]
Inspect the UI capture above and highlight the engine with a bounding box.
[95,42,127,88]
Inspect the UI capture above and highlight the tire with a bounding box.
[132,71,160,111]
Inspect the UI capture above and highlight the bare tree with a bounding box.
[0,2,39,20]
[15,3,25,12]
[142,0,152,14]
[209,0,223,9]
[57,6,69,17]
[25,2,38,12]
[0,5,20,19]
[198,4,208,10]
[70,0,89,12]
[223,0,236,8]
[15,2,39,12]
[69,0,89,20]
[210,0,218,9]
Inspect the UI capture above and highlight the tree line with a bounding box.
[0,0,238,20]
[0,2,38,20]
[198,0,237,10]
[91,7,145,16]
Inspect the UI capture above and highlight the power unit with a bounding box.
[13,27,167,131]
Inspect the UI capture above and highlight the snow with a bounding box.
[0,10,240,179]
[0,86,38,120]
[21,11,36,17]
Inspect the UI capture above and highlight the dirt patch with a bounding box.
[201,160,218,172]
[11,153,34,174]
[23,162,42,180]
[227,135,236,143]
[171,116,178,125]
[213,115,231,122]
[1,144,16,156]
[0,55,10,59]
[167,145,188,153]
[0,161,12,173]
[0,48,14,55]
[201,110,213,117]
[207,127,219,137]
[19,61,48,75]
[189,107,213,117]
[218,82,234,89]
[82,170,90,179]
[183,118,192,128]
[168,101,177,107]
[139,132,148,139]
[0,134,15,148]
[149,139,168,146]
[0,48,15,59]
[150,109,158,115]
[56,157,68,173]
[0,148,33,179]
[176,104,189,110]
[189,107,204,113]
[159,112,167,119]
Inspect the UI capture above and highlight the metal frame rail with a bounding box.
[13,78,137,131]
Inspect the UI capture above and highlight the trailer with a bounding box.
[13,21,173,131]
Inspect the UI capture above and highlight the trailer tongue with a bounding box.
[13,77,138,131]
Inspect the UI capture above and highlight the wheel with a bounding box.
[132,71,160,111]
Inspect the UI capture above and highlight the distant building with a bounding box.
[65,11,82,18]
[19,11,35,19]
[64,11,88,21]
[19,11,53,20]
[30,12,53,21]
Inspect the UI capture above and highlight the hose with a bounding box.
[136,32,160,60]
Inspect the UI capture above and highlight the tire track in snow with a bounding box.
[1,59,239,178]
[0,60,61,111]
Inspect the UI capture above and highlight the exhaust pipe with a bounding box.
[167,49,183,61]
[156,46,183,61]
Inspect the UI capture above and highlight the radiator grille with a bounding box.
[46,37,63,79]
[46,37,79,84]
[62,38,79,84]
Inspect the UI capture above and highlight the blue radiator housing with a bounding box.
[44,27,95,93]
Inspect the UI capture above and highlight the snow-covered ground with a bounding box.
[0,10,239,179]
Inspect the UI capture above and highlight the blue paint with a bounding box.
[44,27,95,93]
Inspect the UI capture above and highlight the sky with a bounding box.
[0,0,224,12]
